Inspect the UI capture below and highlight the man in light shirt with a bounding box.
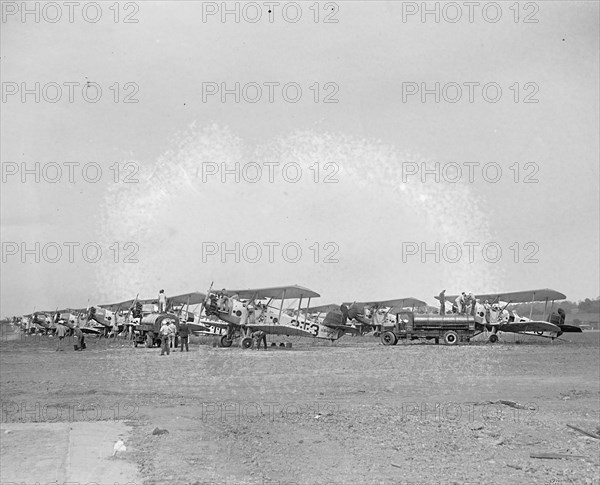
[160,320,171,356]
[168,320,177,348]
[55,322,67,351]
[158,289,167,313]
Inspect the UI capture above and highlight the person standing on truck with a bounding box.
[159,320,171,356]
[158,289,167,313]
[455,292,466,314]
[438,290,446,315]
[179,320,190,352]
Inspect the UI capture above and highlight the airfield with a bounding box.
[1,328,599,485]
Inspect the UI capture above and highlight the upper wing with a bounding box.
[438,288,566,304]
[342,298,427,313]
[499,321,561,334]
[300,303,341,313]
[98,297,157,312]
[98,299,136,312]
[224,285,320,300]
[167,291,207,306]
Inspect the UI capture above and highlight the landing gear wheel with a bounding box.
[489,334,498,343]
[219,335,233,348]
[145,334,153,348]
[443,330,459,345]
[240,337,254,349]
[380,331,397,346]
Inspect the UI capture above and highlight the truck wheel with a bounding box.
[489,334,498,343]
[240,337,254,349]
[380,331,397,346]
[219,335,233,348]
[145,334,153,348]
[444,331,459,345]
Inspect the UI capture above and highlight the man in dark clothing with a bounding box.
[557,308,566,326]
[179,320,190,352]
[73,326,85,350]
[252,330,267,350]
[438,290,446,315]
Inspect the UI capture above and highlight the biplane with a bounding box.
[203,285,357,348]
[22,311,53,334]
[436,288,581,342]
[53,308,100,335]
[340,297,428,335]
[165,291,210,330]
[89,296,151,336]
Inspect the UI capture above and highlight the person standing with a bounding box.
[239,304,249,327]
[168,320,177,348]
[179,320,190,352]
[73,325,85,350]
[438,290,446,315]
[55,322,66,351]
[158,289,167,313]
[455,292,466,314]
[159,320,171,356]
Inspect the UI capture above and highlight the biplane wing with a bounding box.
[438,289,567,304]
[98,299,136,312]
[223,285,320,301]
[300,303,341,314]
[498,321,561,334]
[342,297,427,313]
[167,291,207,307]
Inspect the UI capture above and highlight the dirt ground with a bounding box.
[1,327,599,485]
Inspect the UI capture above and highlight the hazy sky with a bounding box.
[1,1,599,316]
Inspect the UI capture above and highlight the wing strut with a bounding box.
[277,288,286,325]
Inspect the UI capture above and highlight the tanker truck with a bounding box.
[380,311,475,345]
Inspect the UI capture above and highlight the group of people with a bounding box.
[158,318,191,355]
[206,289,236,315]
[438,290,512,324]
[54,320,85,351]
[438,290,478,316]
